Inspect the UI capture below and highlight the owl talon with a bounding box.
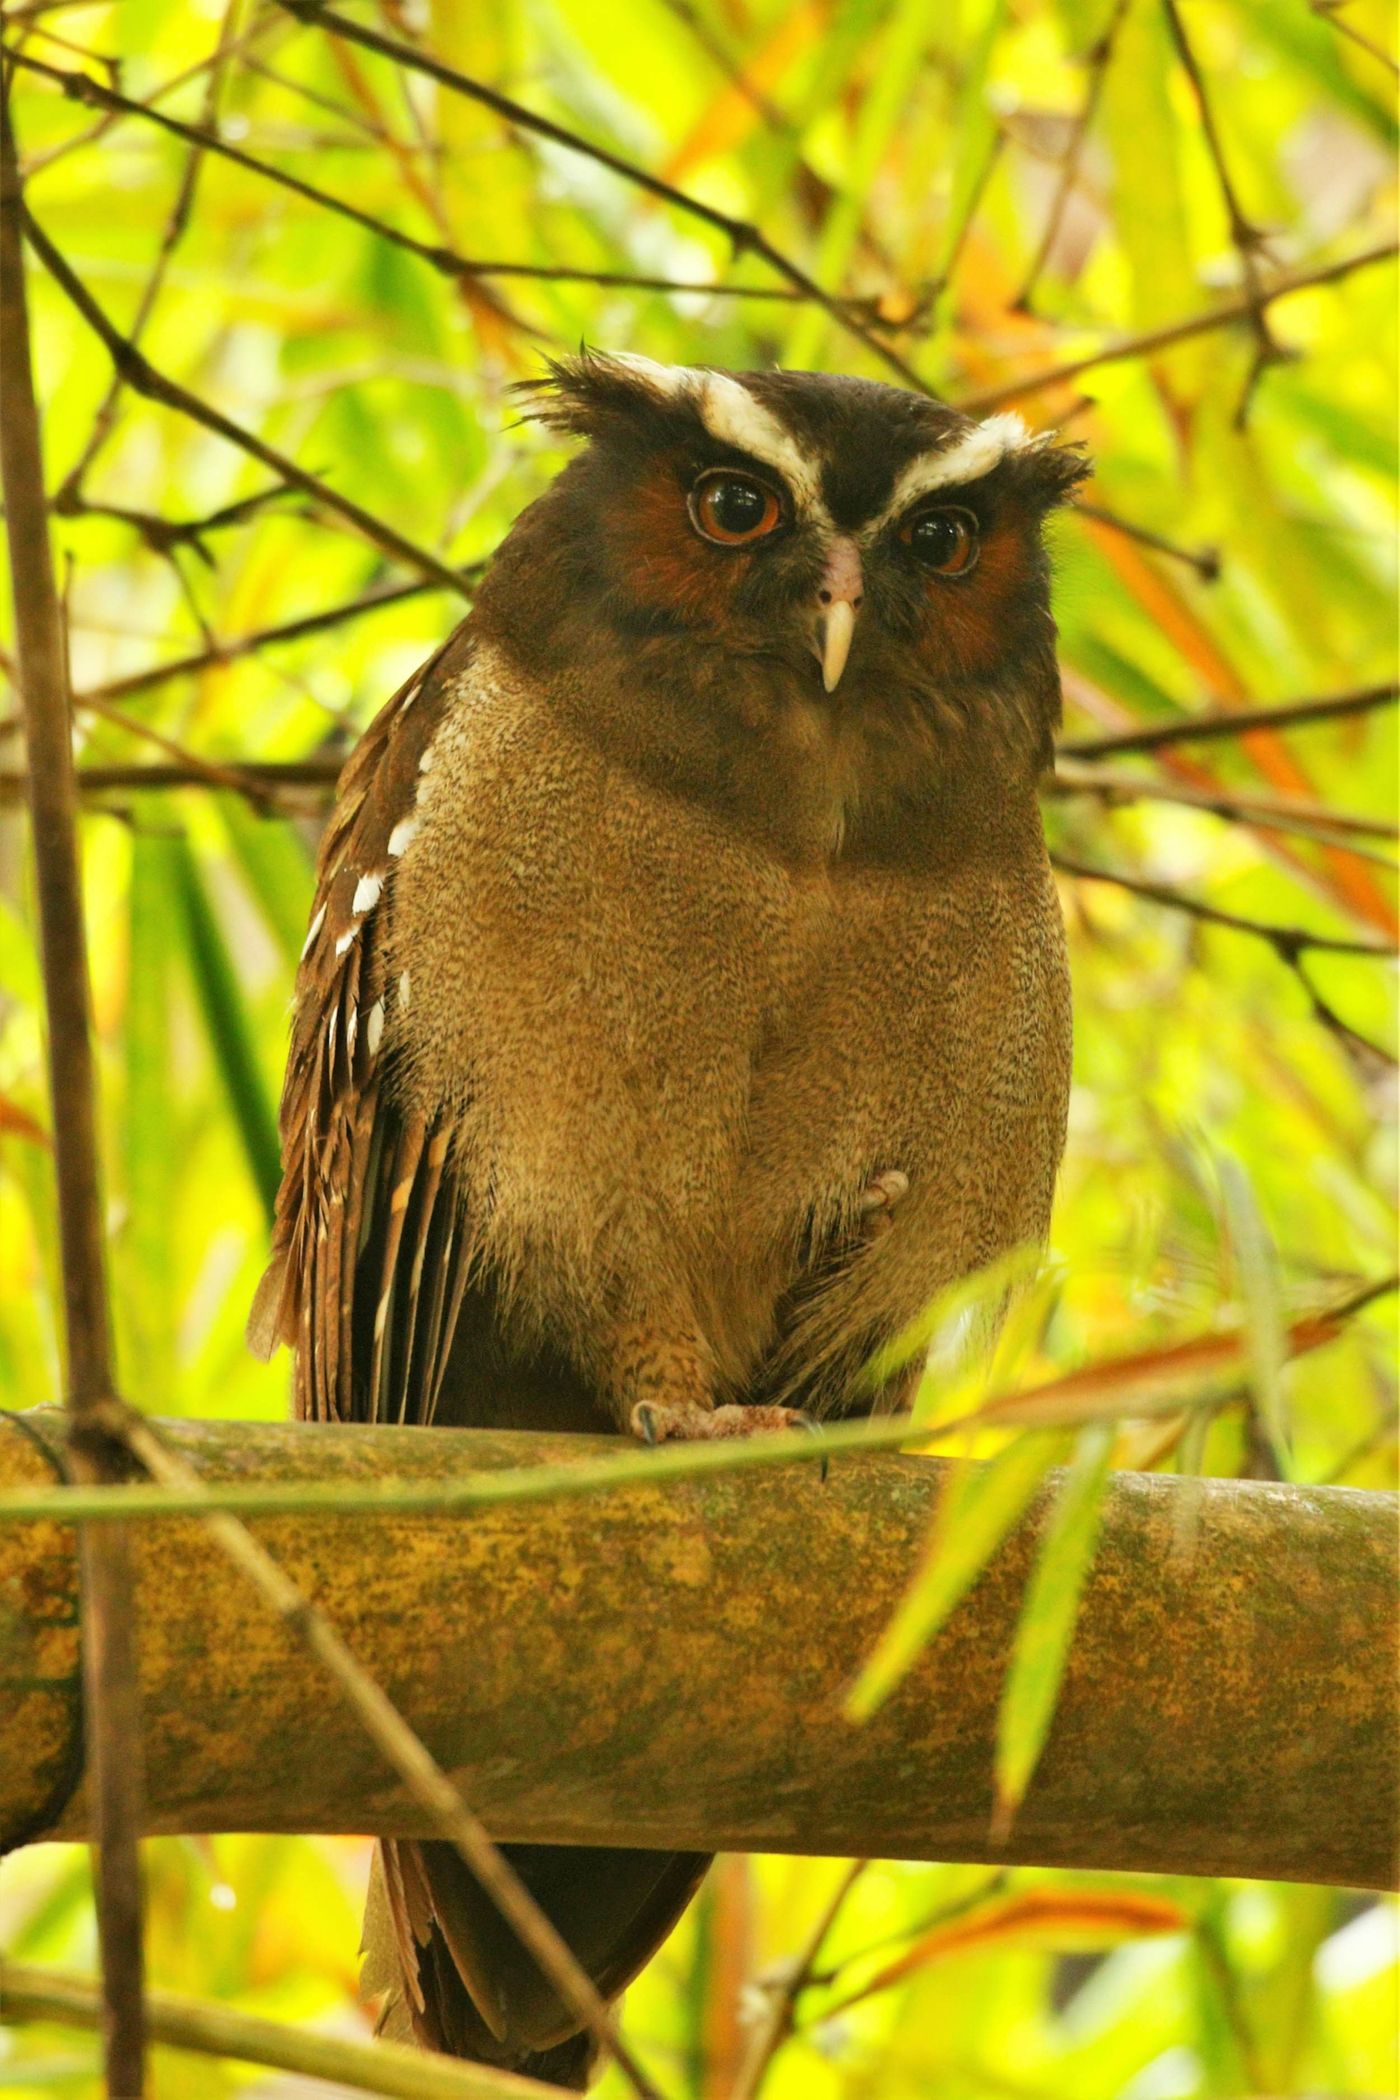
[627,1400,821,1452]
[793,1410,830,1483]
[633,1402,660,1447]
[859,1168,910,1240]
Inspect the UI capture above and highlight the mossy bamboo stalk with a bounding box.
[1,1413,1394,1890]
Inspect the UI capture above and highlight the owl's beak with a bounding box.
[813,538,863,694]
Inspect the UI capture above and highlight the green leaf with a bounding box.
[992,1422,1114,1834]
[169,835,282,1224]
[1217,1151,1291,1475]
[845,1429,1062,1721]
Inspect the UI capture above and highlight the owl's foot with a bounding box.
[859,1168,910,1239]
[630,1399,823,1453]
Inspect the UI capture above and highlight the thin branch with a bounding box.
[1310,0,1400,78]
[6,44,892,316]
[0,758,334,803]
[0,65,145,2100]
[76,574,459,708]
[1071,497,1220,580]
[112,1408,664,2100]
[1013,0,1130,312]
[20,7,282,177]
[53,0,243,505]
[1058,681,1400,757]
[5,46,539,341]
[1049,758,1399,853]
[272,0,937,396]
[1160,0,1286,423]
[52,482,300,557]
[1050,852,1396,960]
[2,1270,1392,1527]
[0,1962,562,2100]
[955,240,1397,413]
[729,1863,868,2100]
[74,697,290,808]
[19,204,473,597]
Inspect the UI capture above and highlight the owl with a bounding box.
[249,352,1086,2086]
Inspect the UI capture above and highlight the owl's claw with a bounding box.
[859,1168,910,1239]
[628,1399,827,1478]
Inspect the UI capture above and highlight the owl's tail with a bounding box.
[363,1836,709,2090]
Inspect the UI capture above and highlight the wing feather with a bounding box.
[248,623,476,1429]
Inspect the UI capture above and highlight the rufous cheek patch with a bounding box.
[925,524,1033,680]
[615,463,749,626]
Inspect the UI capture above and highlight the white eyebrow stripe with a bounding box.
[694,374,826,513]
[605,353,827,515]
[869,412,1039,531]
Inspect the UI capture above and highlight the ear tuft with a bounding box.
[1027,436,1091,510]
[513,349,691,439]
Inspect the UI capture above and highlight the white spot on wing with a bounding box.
[352,872,383,915]
[398,970,412,1011]
[366,998,385,1056]
[334,925,358,958]
[300,902,326,960]
[387,815,419,858]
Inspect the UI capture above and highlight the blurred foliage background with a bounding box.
[1,0,1396,2094]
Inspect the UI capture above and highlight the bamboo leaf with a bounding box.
[1216,1151,1292,1475]
[169,835,281,1223]
[844,1429,1062,1721]
[992,1422,1115,1835]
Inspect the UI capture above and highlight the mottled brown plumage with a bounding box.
[250,352,1085,2085]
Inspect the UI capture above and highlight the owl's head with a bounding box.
[477,353,1086,836]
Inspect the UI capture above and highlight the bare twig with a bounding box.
[76,574,460,708]
[1050,852,1396,960]
[1071,497,1220,580]
[1310,0,1400,78]
[52,483,300,557]
[6,45,893,318]
[1058,681,1399,757]
[1160,0,1285,423]
[20,8,282,176]
[53,0,243,506]
[729,1863,868,2100]
[19,204,473,596]
[75,696,289,808]
[1049,759,1399,853]
[0,758,335,803]
[956,240,1397,413]
[0,65,145,2100]
[271,0,936,396]
[111,1409,664,2100]
[1013,0,1130,312]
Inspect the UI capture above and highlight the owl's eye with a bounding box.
[899,505,979,576]
[689,470,785,546]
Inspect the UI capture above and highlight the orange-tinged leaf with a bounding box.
[661,3,828,183]
[1083,519,1398,939]
[828,1888,1188,2012]
[932,1278,1395,1437]
[0,1097,50,1148]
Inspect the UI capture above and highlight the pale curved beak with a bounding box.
[819,600,856,694]
[813,537,863,694]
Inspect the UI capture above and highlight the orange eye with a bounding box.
[689,470,785,546]
[899,505,979,576]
